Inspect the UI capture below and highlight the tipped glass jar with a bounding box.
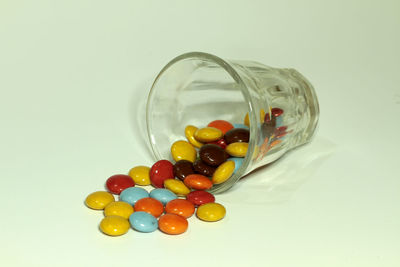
[146,52,319,194]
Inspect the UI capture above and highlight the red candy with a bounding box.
[265,107,284,122]
[272,107,284,117]
[150,160,174,188]
[207,120,234,134]
[186,190,215,206]
[274,126,288,138]
[105,174,135,195]
[207,138,227,149]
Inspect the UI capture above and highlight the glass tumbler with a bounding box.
[146,52,319,193]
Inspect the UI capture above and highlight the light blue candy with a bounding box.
[120,187,149,205]
[229,157,244,173]
[149,188,177,205]
[129,211,158,233]
[233,123,249,129]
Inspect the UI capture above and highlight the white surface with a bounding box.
[1,1,399,266]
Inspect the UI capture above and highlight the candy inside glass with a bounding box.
[146,52,319,193]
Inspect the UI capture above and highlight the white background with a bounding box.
[1,1,399,266]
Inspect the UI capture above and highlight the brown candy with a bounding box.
[193,159,216,177]
[224,128,250,144]
[173,160,195,181]
[199,144,228,167]
[261,115,277,139]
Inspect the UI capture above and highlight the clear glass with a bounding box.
[146,52,319,193]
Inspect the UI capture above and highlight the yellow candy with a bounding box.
[226,142,249,157]
[164,179,190,196]
[244,109,265,126]
[128,166,151,186]
[185,125,204,148]
[244,113,250,127]
[194,127,223,142]
[85,191,115,210]
[212,161,235,184]
[196,203,226,222]
[171,140,197,163]
[99,216,130,236]
[104,201,134,219]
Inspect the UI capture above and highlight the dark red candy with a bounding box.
[173,160,195,181]
[186,190,215,206]
[274,126,288,138]
[193,159,217,177]
[224,128,250,144]
[265,107,284,122]
[150,160,174,188]
[207,138,227,149]
[106,174,135,195]
[272,107,284,117]
[199,144,228,167]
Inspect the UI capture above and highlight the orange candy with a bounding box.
[165,199,195,218]
[158,214,188,235]
[184,174,213,190]
[207,120,234,134]
[134,197,164,218]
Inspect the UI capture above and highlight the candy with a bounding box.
[158,214,188,235]
[233,123,249,129]
[99,216,130,236]
[104,201,134,219]
[196,203,226,222]
[228,157,243,173]
[165,199,195,218]
[193,159,216,177]
[272,107,284,117]
[186,190,215,206]
[225,142,248,157]
[194,127,223,142]
[85,191,115,210]
[171,140,197,163]
[134,197,164,218]
[149,188,177,205]
[199,144,228,167]
[265,107,284,122]
[106,174,135,195]
[185,125,204,148]
[184,174,213,190]
[119,187,149,205]
[164,179,190,196]
[224,128,250,144]
[274,126,288,138]
[244,113,250,127]
[207,138,227,149]
[173,160,195,181]
[244,109,265,126]
[207,120,234,134]
[129,211,158,233]
[128,166,151,186]
[150,160,174,188]
[261,116,276,138]
[212,161,235,184]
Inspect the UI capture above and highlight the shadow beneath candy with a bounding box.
[128,77,156,161]
[224,136,337,204]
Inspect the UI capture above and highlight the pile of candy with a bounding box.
[85,109,287,236]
